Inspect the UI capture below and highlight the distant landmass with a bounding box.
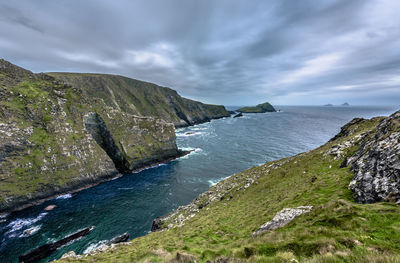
[324,103,350,107]
[237,102,276,113]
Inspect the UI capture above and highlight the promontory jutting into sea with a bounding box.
[1,1,400,262]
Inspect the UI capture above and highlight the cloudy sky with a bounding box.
[1,0,399,105]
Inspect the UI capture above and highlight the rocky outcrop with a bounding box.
[251,206,313,237]
[326,111,400,204]
[0,59,182,212]
[346,111,400,204]
[19,226,94,263]
[61,232,130,259]
[47,73,230,127]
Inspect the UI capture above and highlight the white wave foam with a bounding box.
[83,240,108,254]
[207,179,219,187]
[118,187,134,190]
[178,147,203,160]
[191,127,208,131]
[207,176,230,187]
[5,212,47,238]
[0,213,8,219]
[20,225,41,237]
[176,131,203,137]
[56,193,72,200]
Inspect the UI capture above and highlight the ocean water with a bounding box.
[0,105,398,262]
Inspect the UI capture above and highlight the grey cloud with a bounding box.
[0,0,399,105]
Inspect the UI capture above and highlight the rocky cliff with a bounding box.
[47,73,230,127]
[330,111,400,204]
[0,60,183,212]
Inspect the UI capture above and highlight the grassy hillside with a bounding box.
[48,73,230,127]
[58,113,400,262]
[237,102,276,113]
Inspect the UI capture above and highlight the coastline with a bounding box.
[0,150,191,215]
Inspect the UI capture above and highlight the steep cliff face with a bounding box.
[0,60,181,212]
[47,73,230,127]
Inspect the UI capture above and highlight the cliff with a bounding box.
[47,73,230,127]
[0,60,183,212]
[59,110,400,262]
[237,102,276,113]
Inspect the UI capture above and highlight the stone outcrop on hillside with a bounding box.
[347,111,400,204]
[251,206,313,237]
[0,59,183,212]
[326,110,400,204]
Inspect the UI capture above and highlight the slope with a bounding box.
[48,73,230,127]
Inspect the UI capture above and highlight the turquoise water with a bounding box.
[0,106,398,262]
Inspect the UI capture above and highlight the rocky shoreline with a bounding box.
[1,149,191,214]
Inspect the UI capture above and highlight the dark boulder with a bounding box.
[151,217,164,232]
[109,232,129,244]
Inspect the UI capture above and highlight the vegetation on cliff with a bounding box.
[237,102,276,113]
[58,111,400,262]
[48,73,230,127]
[0,60,181,212]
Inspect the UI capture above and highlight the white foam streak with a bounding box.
[5,212,47,238]
[56,193,72,200]
[83,240,108,254]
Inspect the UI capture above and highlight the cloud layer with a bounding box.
[1,0,399,105]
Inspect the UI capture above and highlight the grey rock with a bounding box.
[347,110,400,203]
[251,206,313,237]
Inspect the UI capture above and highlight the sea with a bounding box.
[0,105,398,262]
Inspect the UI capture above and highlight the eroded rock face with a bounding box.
[251,206,313,237]
[348,111,400,204]
[0,59,181,212]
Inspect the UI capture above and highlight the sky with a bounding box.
[1,0,399,106]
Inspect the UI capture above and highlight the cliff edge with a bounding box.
[0,60,183,212]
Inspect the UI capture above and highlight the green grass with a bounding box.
[57,114,400,262]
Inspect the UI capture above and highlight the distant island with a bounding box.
[324,103,350,107]
[237,102,276,113]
